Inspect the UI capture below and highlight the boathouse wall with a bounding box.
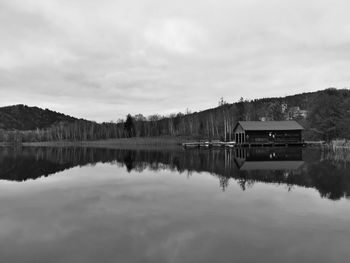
[233,121,304,145]
[244,130,302,143]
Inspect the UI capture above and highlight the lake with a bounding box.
[0,146,349,263]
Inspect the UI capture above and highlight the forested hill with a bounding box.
[0,88,350,143]
[147,88,350,141]
[0,105,77,130]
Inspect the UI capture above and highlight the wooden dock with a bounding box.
[182,141,307,148]
[182,141,235,148]
[234,142,307,147]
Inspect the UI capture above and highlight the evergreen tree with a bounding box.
[124,114,135,137]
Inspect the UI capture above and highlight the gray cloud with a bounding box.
[0,0,349,121]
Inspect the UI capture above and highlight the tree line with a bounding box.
[0,88,349,143]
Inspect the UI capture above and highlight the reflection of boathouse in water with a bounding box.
[234,147,304,171]
[233,121,304,146]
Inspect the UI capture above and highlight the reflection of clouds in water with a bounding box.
[0,164,349,262]
[0,163,350,262]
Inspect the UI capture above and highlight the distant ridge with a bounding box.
[0,88,349,142]
[0,104,78,130]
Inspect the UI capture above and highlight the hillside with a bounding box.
[0,105,77,130]
[0,88,350,143]
[150,88,350,141]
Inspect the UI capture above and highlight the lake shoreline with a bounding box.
[1,138,349,150]
[19,136,192,149]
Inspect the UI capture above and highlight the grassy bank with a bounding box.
[0,142,14,146]
[328,139,350,148]
[7,137,350,150]
[20,136,195,149]
[323,140,350,164]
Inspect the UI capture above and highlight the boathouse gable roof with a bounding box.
[234,121,304,131]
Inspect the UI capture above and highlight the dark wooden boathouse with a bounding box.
[233,121,304,146]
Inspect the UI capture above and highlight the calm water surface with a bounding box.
[0,146,349,263]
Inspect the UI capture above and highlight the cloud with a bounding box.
[0,0,349,121]
[144,18,207,54]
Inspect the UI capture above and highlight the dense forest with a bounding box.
[0,88,349,143]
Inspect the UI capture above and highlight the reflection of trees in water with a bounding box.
[236,165,350,200]
[0,147,350,200]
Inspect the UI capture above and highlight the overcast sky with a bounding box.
[0,0,349,121]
